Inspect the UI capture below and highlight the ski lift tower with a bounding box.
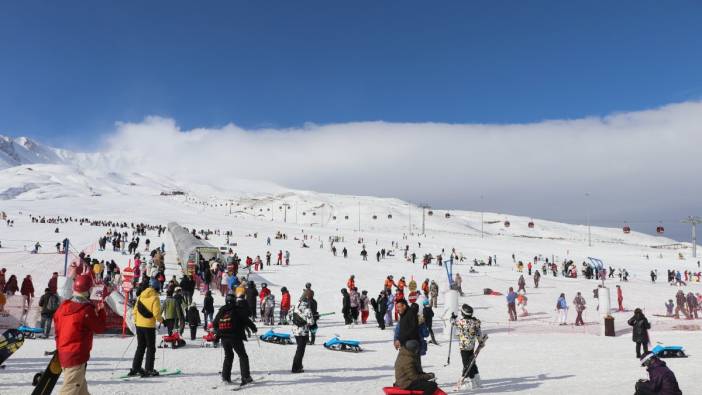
[419,203,430,235]
[681,216,702,258]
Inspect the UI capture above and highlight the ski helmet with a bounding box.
[73,274,93,293]
[461,304,473,317]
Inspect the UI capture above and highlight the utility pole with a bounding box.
[229,199,233,215]
[586,192,591,247]
[282,203,290,223]
[419,203,430,235]
[358,201,361,232]
[682,216,702,258]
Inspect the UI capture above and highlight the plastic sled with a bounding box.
[159,331,186,349]
[201,331,218,348]
[18,326,43,339]
[324,337,362,352]
[259,329,293,345]
[652,345,687,358]
[382,387,446,395]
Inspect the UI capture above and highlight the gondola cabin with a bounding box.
[623,225,631,234]
[427,210,433,216]
[372,215,377,220]
[504,220,511,228]
[656,226,664,234]
[387,214,392,219]
[528,221,534,229]
[445,213,451,219]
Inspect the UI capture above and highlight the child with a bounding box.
[665,299,674,317]
[263,294,275,325]
[186,302,201,340]
[517,291,528,317]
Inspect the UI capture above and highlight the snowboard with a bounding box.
[31,351,61,395]
[0,329,25,365]
[118,368,182,380]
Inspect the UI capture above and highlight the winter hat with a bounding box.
[305,282,312,289]
[281,287,288,293]
[405,340,419,353]
[461,304,473,317]
[225,293,236,305]
[149,278,161,291]
[640,352,656,367]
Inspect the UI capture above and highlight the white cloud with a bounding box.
[100,101,702,235]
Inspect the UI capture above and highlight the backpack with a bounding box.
[46,294,60,312]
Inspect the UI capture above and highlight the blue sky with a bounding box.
[1,1,701,147]
[1,1,701,243]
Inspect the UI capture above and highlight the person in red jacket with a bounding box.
[259,283,271,319]
[54,274,106,395]
[20,274,35,312]
[279,287,291,325]
[48,272,59,295]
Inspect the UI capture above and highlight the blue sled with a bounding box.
[259,329,292,345]
[652,345,687,358]
[324,336,362,352]
[17,325,43,338]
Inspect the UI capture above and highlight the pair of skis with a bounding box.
[211,374,269,391]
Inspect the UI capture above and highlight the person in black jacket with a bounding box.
[422,299,437,345]
[628,308,651,358]
[307,290,320,344]
[179,275,195,305]
[202,290,214,329]
[373,290,388,330]
[341,288,352,325]
[186,302,201,340]
[245,281,258,320]
[396,299,419,348]
[214,294,257,386]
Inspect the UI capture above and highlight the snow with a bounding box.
[0,190,700,394]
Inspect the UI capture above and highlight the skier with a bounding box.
[573,292,586,326]
[186,302,201,340]
[214,293,257,386]
[556,293,568,325]
[456,304,483,389]
[289,294,314,373]
[628,308,651,358]
[634,353,682,395]
[52,274,106,394]
[129,278,163,377]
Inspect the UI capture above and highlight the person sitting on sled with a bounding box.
[394,339,437,395]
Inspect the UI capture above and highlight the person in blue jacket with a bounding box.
[506,287,517,321]
[557,293,569,325]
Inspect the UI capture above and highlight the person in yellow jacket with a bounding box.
[128,278,163,377]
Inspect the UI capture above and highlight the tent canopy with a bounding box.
[167,222,220,271]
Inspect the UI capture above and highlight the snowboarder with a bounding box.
[53,274,106,394]
[214,293,257,386]
[289,294,314,373]
[129,278,163,377]
[456,304,483,390]
[635,352,682,395]
[628,308,651,358]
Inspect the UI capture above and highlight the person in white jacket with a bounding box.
[288,294,314,373]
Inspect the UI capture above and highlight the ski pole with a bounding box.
[112,334,136,376]
[444,318,455,367]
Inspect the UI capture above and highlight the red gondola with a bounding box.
[388,214,393,219]
[427,210,434,216]
[623,224,631,234]
[528,221,534,229]
[656,226,664,234]
[504,220,511,228]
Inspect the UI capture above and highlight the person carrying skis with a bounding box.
[129,278,163,377]
[289,293,314,373]
[214,293,257,387]
[573,292,586,326]
[53,274,106,394]
[635,352,682,395]
[628,308,651,358]
[456,304,483,390]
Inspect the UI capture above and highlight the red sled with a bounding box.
[159,331,186,349]
[382,387,446,395]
